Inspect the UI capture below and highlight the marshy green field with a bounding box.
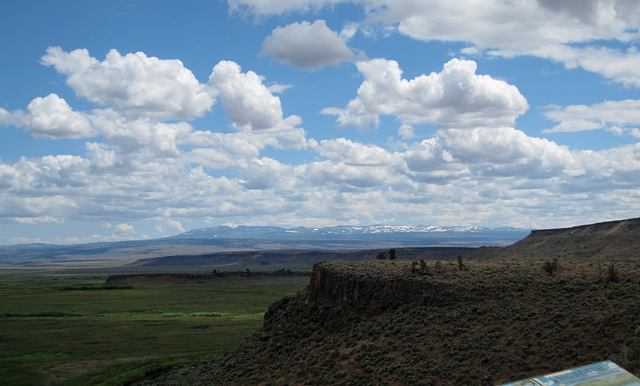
[0,271,308,385]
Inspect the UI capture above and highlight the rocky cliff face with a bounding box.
[306,260,461,311]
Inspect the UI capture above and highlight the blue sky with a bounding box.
[1,0,640,245]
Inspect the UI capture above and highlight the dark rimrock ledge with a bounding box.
[306,260,461,310]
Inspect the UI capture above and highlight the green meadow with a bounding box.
[0,272,308,385]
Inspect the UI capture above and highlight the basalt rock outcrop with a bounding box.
[306,261,464,311]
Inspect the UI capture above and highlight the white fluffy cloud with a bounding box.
[532,45,640,88]
[166,219,185,233]
[390,1,630,50]
[2,42,639,236]
[544,99,640,134]
[261,20,355,69]
[208,60,295,130]
[24,94,94,138]
[89,109,193,157]
[398,1,640,86]
[228,0,342,16]
[114,223,135,234]
[535,0,640,37]
[206,61,309,149]
[433,127,576,179]
[0,94,94,139]
[230,0,640,44]
[389,0,640,86]
[41,47,215,120]
[0,48,314,229]
[2,123,640,230]
[323,58,528,130]
[312,138,391,165]
[4,49,307,163]
[231,0,640,87]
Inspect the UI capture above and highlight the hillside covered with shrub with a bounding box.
[142,218,640,385]
[468,217,640,262]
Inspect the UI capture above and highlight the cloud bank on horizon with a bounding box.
[1,0,639,244]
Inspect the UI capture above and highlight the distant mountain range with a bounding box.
[0,224,530,269]
[173,224,529,241]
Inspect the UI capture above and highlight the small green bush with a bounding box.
[607,264,620,283]
[457,255,465,271]
[543,259,559,276]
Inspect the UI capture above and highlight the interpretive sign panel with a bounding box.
[501,360,640,386]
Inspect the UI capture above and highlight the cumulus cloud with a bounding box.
[0,157,89,224]
[578,46,640,88]
[207,60,307,150]
[387,0,640,86]
[228,0,342,16]
[0,163,18,189]
[535,0,640,36]
[297,142,406,191]
[391,1,619,50]
[231,0,640,46]
[532,45,640,88]
[0,94,94,139]
[208,60,286,130]
[0,107,18,127]
[544,99,640,134]
[185,131,262,170]
[3,41,639,234]
[261,20,355,69]
[322,58,528,130]
[0,47,314,197]
[397,127,574,186]
[267,83,293,94]
[242,157,294,190]
[300,161,396,191]
[89,109,193,157]
[2,123,640,230]
[302,127,578,190]
[312,138,397,167]
[0,47,318,231]
[435,127,576,178]
[114,223,135,234]
[41,46,215,120]
[231,0,640,86]
[166,219,185,233]
[285,126,640,226]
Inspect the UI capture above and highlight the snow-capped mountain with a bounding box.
[0,224,531,266]
[174,224,530,242]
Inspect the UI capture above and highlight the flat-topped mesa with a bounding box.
[306,260,467,310]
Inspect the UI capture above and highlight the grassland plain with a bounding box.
[0,272,308,385]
